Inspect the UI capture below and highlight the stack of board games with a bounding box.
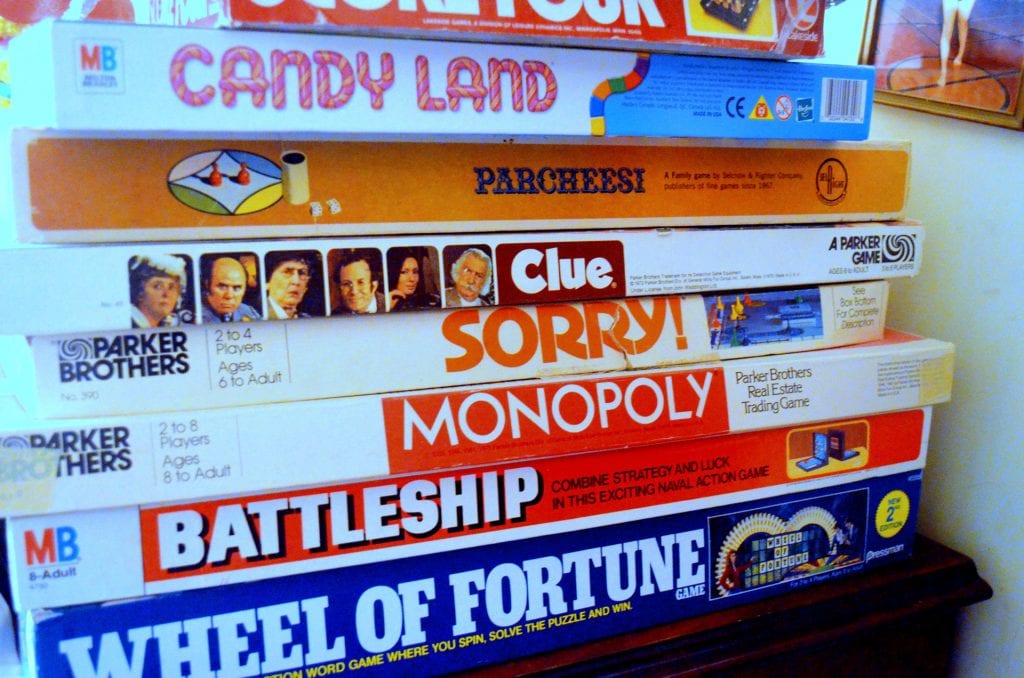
[0,6,953,676]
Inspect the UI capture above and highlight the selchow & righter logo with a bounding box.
[57,331,190,383]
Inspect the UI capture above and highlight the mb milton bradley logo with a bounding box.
[1,427,132,478]
[75,40,125,93]
[57,332,189,383]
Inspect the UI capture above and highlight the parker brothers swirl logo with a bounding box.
[0,436,57,484]
[830,233,916,266]
[58,339,93,362]
[1,427,132,479]
[57,332,190,383]
[882,233,916,262]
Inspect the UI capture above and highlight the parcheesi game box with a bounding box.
[8,130,909,243]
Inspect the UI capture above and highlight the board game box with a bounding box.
[0,0,826,116]
[4,408,930,611]
[0,330,953,518]
[214,0,826,59]
[18,469,924,676]
[8,130,910,243]
[154,0,826,59]
[2,282,889,418]
[0,222,922,335]
[0,0,826,63]
[9,20,871,139]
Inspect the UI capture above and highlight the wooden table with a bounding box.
[466,534,992,677]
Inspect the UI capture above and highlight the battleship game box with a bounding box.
[8,130,910,243]
[0,330,952,518]
[0,222,922,336]
[18,469,924,676]
[2,282,889,418]
[4,407,930,610]
[9,21,869,140]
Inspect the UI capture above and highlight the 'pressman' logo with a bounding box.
[57,332,190,383]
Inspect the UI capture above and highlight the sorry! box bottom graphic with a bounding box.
[22,470,923,677]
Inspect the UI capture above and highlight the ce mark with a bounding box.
[726,96,746,118]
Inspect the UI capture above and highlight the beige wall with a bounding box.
[823,2,1023,670]
[0,6,1017,676]
[871,105,1023,677]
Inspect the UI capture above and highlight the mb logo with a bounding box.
[25,527,80,566]
[75,40,124,93]
[79,44,117,72]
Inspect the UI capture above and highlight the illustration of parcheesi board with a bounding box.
[3,282,889,418]
[19,470,923,677]
[6,408,930,611]
[9,130,909,243]
[0,222,922,335]
[10,20,868,139]
[0,330,953,518]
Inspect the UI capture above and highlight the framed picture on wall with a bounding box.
[860,0,1024,129]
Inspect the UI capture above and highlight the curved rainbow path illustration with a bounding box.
[590,53,651,136]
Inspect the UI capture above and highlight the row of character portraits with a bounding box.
[128,245,495,328]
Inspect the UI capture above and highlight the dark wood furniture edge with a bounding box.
[456,534,992,677]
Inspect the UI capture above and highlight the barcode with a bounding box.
[821,78,867,123]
